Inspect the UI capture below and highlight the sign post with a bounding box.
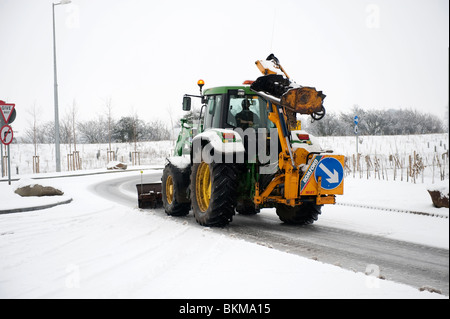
[0,100,16,185]
[7,143,11,185]
[1,125,13,185]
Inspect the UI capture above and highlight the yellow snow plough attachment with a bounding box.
[251,54,343,210]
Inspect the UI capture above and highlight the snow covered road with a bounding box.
[0,169,448,299]
[96,170,450,296]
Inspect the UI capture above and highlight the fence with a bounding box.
[326,133,450,184]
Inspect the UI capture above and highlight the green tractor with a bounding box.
[159,55,344,227]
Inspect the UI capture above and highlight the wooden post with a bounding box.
[132,151,140,166]
[67,153,74,171]
[73,151,81,170]
[407,155,411,183]
[107,150,115,162]
[357,153,362,178]
[33,156,40,173]
[401,157,404,181]
[352,154,356,178]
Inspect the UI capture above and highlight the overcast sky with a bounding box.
[0,0,448,137]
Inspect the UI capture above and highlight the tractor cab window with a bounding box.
[227,94,274,130]
[203,95,223,129]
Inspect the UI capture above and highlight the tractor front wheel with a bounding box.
[161,162,191,216]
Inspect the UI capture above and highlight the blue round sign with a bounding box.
[315,157,344,190]
[354,115,359,125]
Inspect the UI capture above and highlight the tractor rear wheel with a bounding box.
[190,161,238,227]
[276,202,322,225]
[161,162,191,216]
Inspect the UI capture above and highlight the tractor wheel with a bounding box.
[236,199,260,215]
[190,161,237,227]
[161,162,191,216]
[276,202,322,225]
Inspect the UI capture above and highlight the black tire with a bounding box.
[190,161,238,227]
[276,202,322,225]
[236,199,260,215]
[161,162,191,216]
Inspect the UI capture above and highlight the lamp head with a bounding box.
[56,0,71,5]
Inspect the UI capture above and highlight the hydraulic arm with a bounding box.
[251,54,342,207]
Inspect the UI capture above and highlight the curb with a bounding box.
[0,198,73,215]
[0,168,164,215]
[0,166,164,183]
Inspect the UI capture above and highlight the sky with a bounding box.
[0,0,448,138]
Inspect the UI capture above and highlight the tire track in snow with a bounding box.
[336,202,448,218]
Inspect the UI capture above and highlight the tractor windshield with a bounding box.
[227,94,274,130]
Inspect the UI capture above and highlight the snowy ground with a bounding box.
[0,167,448,299]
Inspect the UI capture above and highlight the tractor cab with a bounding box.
[202,86,275,132]
[182,84,277,159]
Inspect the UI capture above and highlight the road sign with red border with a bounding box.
[0,100,15,124]
[1,124,13,145]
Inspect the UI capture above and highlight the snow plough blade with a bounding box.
[136,183,163,208]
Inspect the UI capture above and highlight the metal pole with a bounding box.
[7,144,11,185]
[53,3,61,172]
[1,144,3,178]
[140,170,143,194]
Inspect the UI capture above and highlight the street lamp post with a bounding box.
[52,0,71,172]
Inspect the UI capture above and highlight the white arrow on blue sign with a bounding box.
[315,157,344,190]
[354,115,359,125]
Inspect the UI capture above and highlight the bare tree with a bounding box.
[60,115,72,150]
[364,109,386,135]
[132,112,138,151]
[23,102,41,155]
[306,112,343,136]
[166,105,175,141]
[104,96,114,151]
[78,116,109,143]
[71,99,78,152]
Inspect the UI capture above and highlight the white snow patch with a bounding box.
[167,155,190,169]
[426,180,449,195]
